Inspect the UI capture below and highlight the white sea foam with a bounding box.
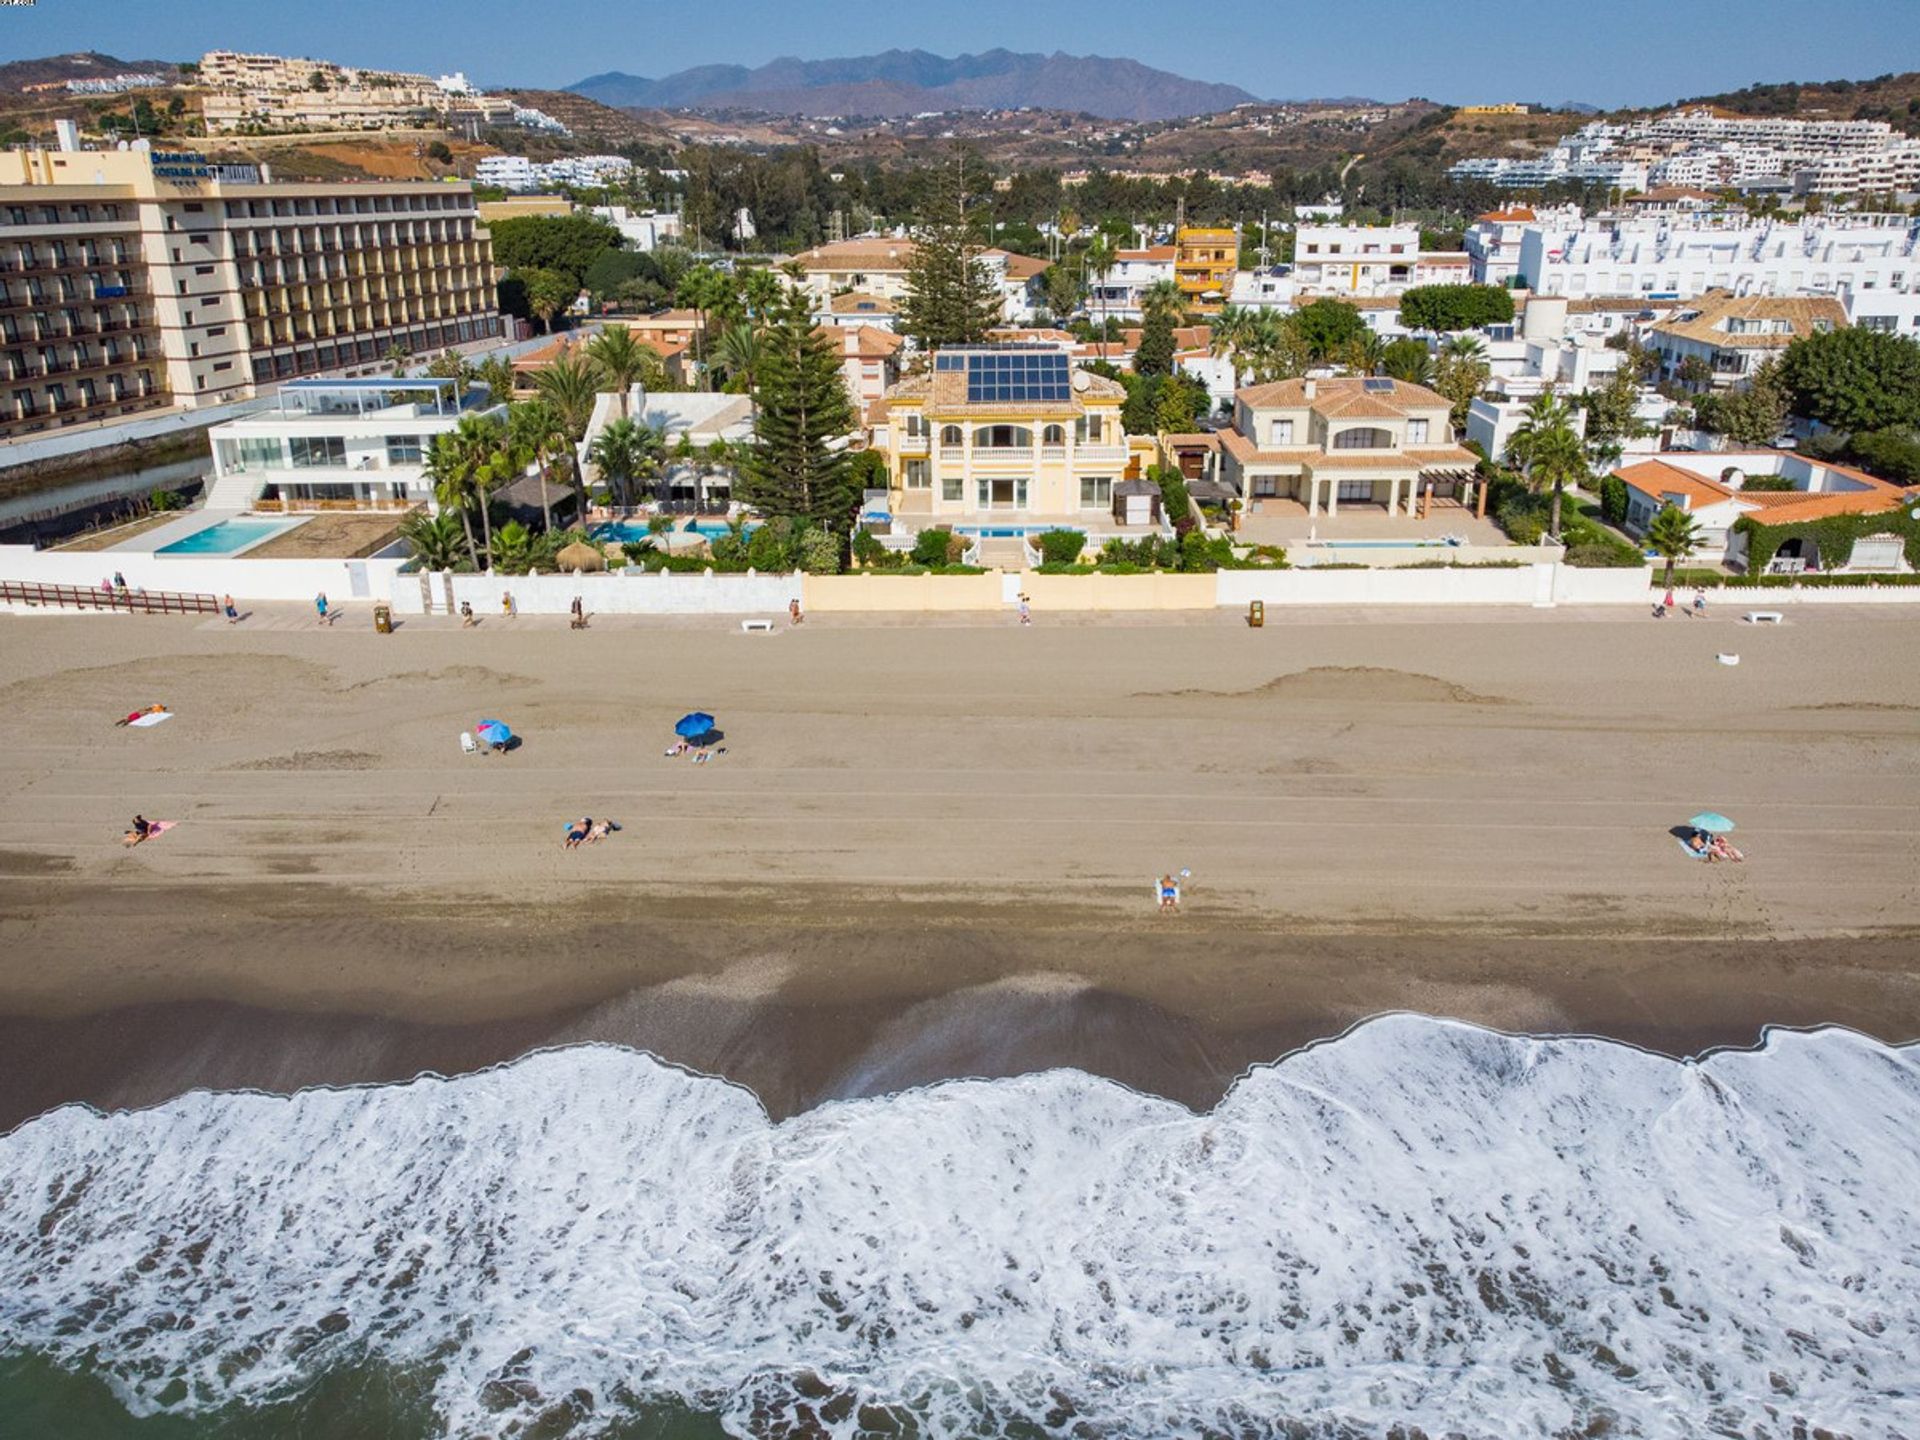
[3,1015,1920,1437]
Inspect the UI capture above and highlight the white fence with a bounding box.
[0,543,410,603]
[387,567,803,616]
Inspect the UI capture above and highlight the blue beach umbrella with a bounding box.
[1688,811,1735,834]
[475,719,512,747]
[674,711,716,740]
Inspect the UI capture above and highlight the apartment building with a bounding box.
[1173,227,1237,313]
[1516,212,1920,304]
[1085,244,1176,321]
[1218,376,1477,518]
[875,345,1133,524]
[1288,225,1469,298]
[200,51,446,134]
[0,143,500,439]
[1643,290,1846,390]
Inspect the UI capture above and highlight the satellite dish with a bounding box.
[1071,370,1090,392]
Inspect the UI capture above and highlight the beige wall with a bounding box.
[1021,572,1218,610]
[804,572,1004,611]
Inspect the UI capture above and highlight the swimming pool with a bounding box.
[155,517,300,556]
[951,524,1079,538]
[1316,538,1457,549]
[592,519,757,545]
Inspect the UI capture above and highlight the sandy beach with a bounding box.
[2,602,1918,1125]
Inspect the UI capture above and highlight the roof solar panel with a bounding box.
[1363,377,1395,392]
[961,347,1073,404]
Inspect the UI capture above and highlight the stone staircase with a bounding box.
[973,537,1030,572]
[202,470,264,510]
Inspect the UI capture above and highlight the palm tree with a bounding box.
[1441,334,1486,363]
[1208,305,1256,384]
[1338,330,1385,375]
[1082,231,1115,335]
[1141,278,1185,326]
[531,351,599,516]
[396,509,465,570]
[490,519,534,574]
[712,322,763,396]
[1241,311,1308,384]
[506,400,562,534]
[1645,503,1703,592]
[739,267,784,326]
[1507,393,1588,540]
[588,416,664,509]
[475,354,519,408]
[677,265,731,388]
[424,415,507,568]
[514,398,587,524]
[585,325,650,415]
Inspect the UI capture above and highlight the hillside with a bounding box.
[0,51,181,91]
[1675,71,1920,134]
[493,89,676,149]
[571,49,1258,122]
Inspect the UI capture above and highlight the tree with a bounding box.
[531,354,600,514]
[1398,284,1515,333]
[1506,393,1588,541]
[587,416,664,509]
[1154,375,1198,432]
[476,355,519,408]
[1380,337,1434,385]
[397,510,466,570]
[1433,347,1490,435]
[1693,357,1789,446]
[1291,298,1367,363]
[713,323,764,396]
[1645,502,1703,592]
[1578,364,1651,467]
[676,265,732,387]
[508,400,566,533]
[1043,261,1083,321]
[1777,327,1920,433]
[1082,230,1116,338]
[900,161,1002,352]
[520,268,575,334]
[1135,305,1176,377]
[425,140,453,165]
[738,289,855,531]
[485,214,622,290]
[426,415,511,569]
[584,325,652,414]
[1337,329,1385,375]
[1239,311,1309,384]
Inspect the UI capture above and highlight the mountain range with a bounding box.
[568,49,1260,122]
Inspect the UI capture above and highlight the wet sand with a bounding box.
[3,605,1918,1125]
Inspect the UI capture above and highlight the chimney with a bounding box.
[1303,379,1317,400]
[54,118,80,153]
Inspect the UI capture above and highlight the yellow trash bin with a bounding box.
[1248,599,1265,628]
[373,603,392,634]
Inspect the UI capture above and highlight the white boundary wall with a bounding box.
[387,568,804,616]
[0,544,409,602]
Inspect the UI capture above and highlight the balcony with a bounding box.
[1075,445,1129,465]
[938,446,966,464]
[971,447,1034,467]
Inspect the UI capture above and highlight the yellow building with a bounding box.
[0,144,499,439]
[1173,226,1237,314]
[877,345,1135,526]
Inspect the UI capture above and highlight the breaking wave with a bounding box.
[3,1015,1919,1437]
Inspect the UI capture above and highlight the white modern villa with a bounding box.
[204,377,503,512]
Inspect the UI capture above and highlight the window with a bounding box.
[1408,419,1429,444]
[386,434,425,464]
[903,459,930,489]
[290,435,347,467]
[1267,418,1292,446]
[1042,424,1065,446]
[213,361,233,373]
[971,424,1031,449]
[1080,476,1112,507]
[942,474,964,502]
[940,424,963,446]
[195,265,214,276]
[903,412,926,438]
[1331,427,1392,450]
[1076,414,1105,444]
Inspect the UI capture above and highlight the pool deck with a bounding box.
[1233,503,1506,550]
[108,510,306,557]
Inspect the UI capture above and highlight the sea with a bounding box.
[2,1014,1916,1438]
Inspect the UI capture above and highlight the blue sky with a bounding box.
[5,0,1916,107]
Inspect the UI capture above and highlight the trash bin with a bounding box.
[1248,599,1264,628]
[373,603,392,634]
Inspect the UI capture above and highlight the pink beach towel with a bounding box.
[126,711,173,728]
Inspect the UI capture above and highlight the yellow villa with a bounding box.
[875,345,1143,528]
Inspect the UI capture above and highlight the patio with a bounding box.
[1232,499,1509,549]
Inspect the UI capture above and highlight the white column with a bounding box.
[1327,478,1340,517]
[1304,475,1316,517]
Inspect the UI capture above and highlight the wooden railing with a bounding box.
[0,580,220,615]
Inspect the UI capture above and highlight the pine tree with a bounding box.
[737,290,856,532]
[900,161,1002,353]
[1135,308,1176,377]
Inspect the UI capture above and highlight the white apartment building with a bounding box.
[474,155,536,191]
[1288,226,1472,298]
[1085,245,1175,321]
[477,156,633,193]
[1226,266,1297,311]
[206,377,505,510]
[589,206,684,252]
[1516,212,1920,304]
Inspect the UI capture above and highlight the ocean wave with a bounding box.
[3,1015,1919,1437]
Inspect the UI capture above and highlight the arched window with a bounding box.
[972,424,1033,449]
[1042,424,1065,446]
[940,424,963,446]
[1331,426,1392,451]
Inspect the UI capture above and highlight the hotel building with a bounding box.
[0,143,500,440]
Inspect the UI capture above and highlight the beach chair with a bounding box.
[460,731,479,756]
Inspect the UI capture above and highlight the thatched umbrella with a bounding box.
[556,540,607,574]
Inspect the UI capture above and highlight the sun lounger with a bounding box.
[460,731,479,755]
[741,619,774,632]
[1744,610,1784,624]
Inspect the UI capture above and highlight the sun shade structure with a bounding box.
[674,712,716,740]
[555,540,607,573]
[475,720,513,747]
[1688,812,1735,833]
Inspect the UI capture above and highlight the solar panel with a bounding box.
[1363,377,1395,392]
[935,353,965,372]
[963,348,1071,403]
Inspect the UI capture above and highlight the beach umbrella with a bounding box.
[1688,811,1735,833]
[675,711,716,740]
[475,719,513,747]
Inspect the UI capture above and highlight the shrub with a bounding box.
[798,529,842,574]
[851,530,888,567]
[1563,541,1645,568]
[1149,464,1194,531]
[910,528,966,567]
[1038,529,1086,565]
[1598,475,1629,525]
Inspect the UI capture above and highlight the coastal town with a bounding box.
[3,18,1920,1440]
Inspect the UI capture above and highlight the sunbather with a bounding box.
[587,819,619,843]
[1709,834,1744,863]
[563,817,591,849]
[1687,830,1710,858]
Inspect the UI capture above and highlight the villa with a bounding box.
[872,345,1146,529]
[1218,376,1481,520]
[1644,291,1847,391]
[205,377,503,512]
[1614,451,1912,571]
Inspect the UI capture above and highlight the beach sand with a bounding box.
[2,603,1918,1125]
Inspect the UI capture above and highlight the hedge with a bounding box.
[1664,569,1920,589]
[1733,509,1920,575]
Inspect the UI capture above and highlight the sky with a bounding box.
[5,0,1918,108]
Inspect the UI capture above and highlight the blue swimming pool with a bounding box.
[951,524,1078,538]
[155,518,299,556]
[592,519,756,545]
[1317,538,1457,549]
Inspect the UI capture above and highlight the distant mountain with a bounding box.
[0,51,181,92]
[570,49,1259,122]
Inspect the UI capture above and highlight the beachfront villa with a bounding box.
[1217,376,1482,520]
[1614,451,1914,572]
[205,377,503,512]
[872,345,1150,531]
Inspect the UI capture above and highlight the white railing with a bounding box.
[938,447,966,464]
[1039,445,1067,462]
[896,434,929,455]
[972,447,1034,466]
[1076,445,1129,464]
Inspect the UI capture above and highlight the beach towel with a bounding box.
[125,820,178,846]
[1676,837,1710,861]
[127,711,173,728]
